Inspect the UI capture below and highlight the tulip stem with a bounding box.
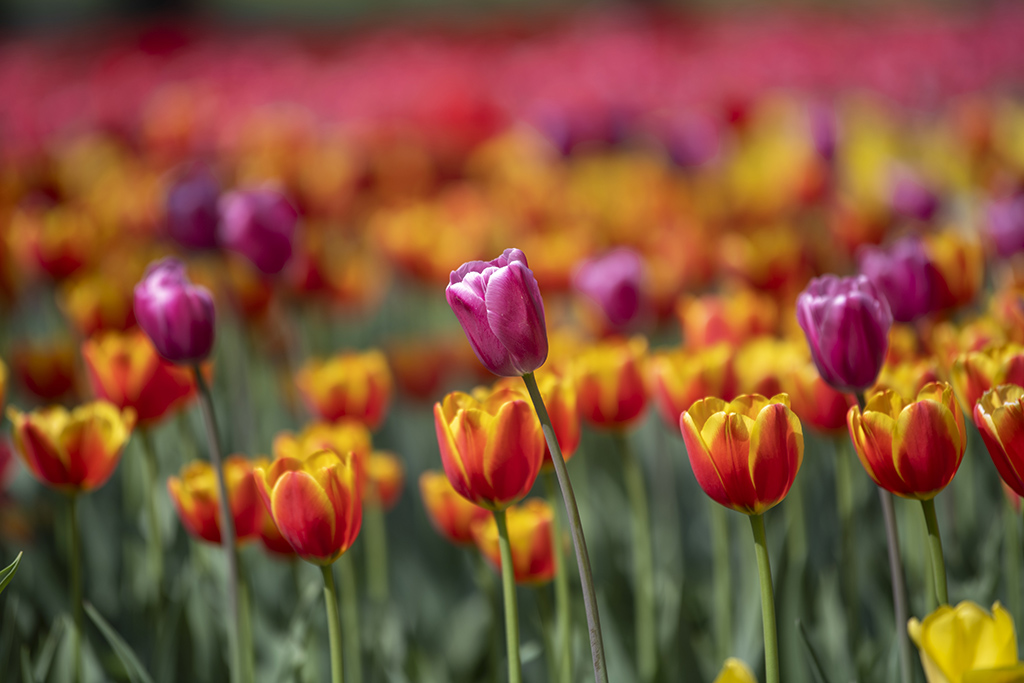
[833,436,860,650]
[522,372,608,683]
[139,429,164,602]
[749,514,779,683]
[615,432,657,683]
[921,499,949,605]
[364,497,390,605]
[544,472,573,683]
[321,565,346,683]
[68,493,83,683]
[709,502,732,662]
[192,365,246,683]
[494,509,523,683]
[339,554,363,683]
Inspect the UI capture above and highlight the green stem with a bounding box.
[709,503,732,662]
[522,372,608,683]
[616,433,656,683]
[364,498,390,604]
[494,509,523,683]
[238,561,256,683]
[536,587,558,683]
[833,436,860,648]
[339,554,363,683]
[1006,498,1022,628]
[921,498,949,605]
[749,514,779,683]
[321,565,345,683]
[139,429,164,601]
[472,550,501,683]
[69,493,83,683]
[192,365,245,683]
[544,473,573,683]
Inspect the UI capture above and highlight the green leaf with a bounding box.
[796,619,834,683]
[32,616,64,683]
[0,552,23,596]
[85,602,155,683]
[20,646,34,683]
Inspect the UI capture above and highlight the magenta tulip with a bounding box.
[134,258,216,363]
[218,187,298,275]
[986,195,1024,258]
[165,164,220,250]
[858,236,939,323]
[889,167,940,223]
[573,248,645,330]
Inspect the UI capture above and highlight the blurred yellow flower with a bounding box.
[713,657,757,683]
[908,601,1024,683]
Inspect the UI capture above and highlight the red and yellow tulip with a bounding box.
[11,339,78,401]
[649,344,735,430]
[296,350,393,429]
[951,344,1024,414]
[786,360,854,434]
[252,457,297,556]
[575,336,648,429]
[273,420,372,492]
[471,498,556,585]
[167,456,262,545]
[491,374,581,467]
[677,288,778,349]
[419,470,490,545]
[974,384,1024,498]
[366,451,405,510]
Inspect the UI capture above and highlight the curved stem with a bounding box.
[616,433,656,683]
[192,365,245,683]
[749,514,779,683]
[321,565,345,683]
[921,498,949,605]
[364,498,390,605]
[69,493,83,683]
[522,372,608,683]
[494,509,523,683]
[544,472,573,683]
[339,554,363,683]
[709,503,732,662]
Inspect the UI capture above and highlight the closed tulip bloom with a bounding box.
[166,164,221,250]
[366,451,404,510]
[787,361,854,433]
[254,449,362,565]
[83,330,200,426]
[649,344,735,430]
[848,382,966,500]
[573,248,645,331]
[678,289,778,349]
[218,187,299,275]
[167,456,262,545]
[796,274,893,393]
[682,394,803,517]
[491,374,581,466]
[8,402,136,492]
[472,498,555,585]
[419,470,491,545]
[575,337,649,429]
[951,345,1024,415]
[434,389,545,510]
[974,385,1024,497]
[134,257,216,363]
[252,457,297,556]
[713,658,757,683]
[446,248,548,377]
[858,236,939,323]
[908,601,1024,682]
[295,351,393,430]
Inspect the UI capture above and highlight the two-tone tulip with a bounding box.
[873,357,942,403]
[908,601,1024,681]
[252,457,297,557]
[649,344,735,429]
[680,394,803,515]
[924,231,984,313]
[8,402,136,492]
[366,451,404,510]
[273,420,372,492]
[951,345,1024,415]
[848,382,966,499]
[295,351,393,430]
[786,360,854,434]
[677,288,778,349]
[575,337,648,429]
[11,339,78,401]
[167,456,262,544]
[434,388,545,510]
[134,257,216,363]
[419,470,491,545]
[59,269,137,337]
[491,374,581,466]
[471,498,555,585]
[974,385,1024,497]
[445,248,548,377]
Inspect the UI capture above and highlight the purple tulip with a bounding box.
[165,165,221,250]
[857,236,938,323]
[134,258,216,363]
[808,103,838,163]
[796,274,893,394]
[218,188,298,275]
[573,248,645,330]
[986,195,1024,258]
[889,168,940,222]
[446,248,548,377]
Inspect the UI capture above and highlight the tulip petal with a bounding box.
[849,408,906,495]
[483,262,548,375]
[447,276,516,376]
[700,412,758,511]
[892,400,962,497]
[681,411,733,509]
[480,400,542,507]
[271,470,339,564]
[749,403,803,509]
[976,406,1024,497]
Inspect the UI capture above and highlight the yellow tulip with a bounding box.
[908,601,1024,683]
[713,657,757,683]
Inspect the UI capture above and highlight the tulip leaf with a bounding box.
[796,619,833,683]
[85,602,156,683]
[32,616,64,683]
[21,646,35,683]
[0,552,23,596]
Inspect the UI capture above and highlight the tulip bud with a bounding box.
[446,248,548,377]
[218,187,299,275]
[713,658,757,683]
[166,165,221,250]
[974,384,1024,497]
[573,248,645,332]
[167,456,262,545]
[796,274,892,393]
[858,237,939,323]
[471,498,555,585]
[680,393,803,515]
[986,195,1024,258]
[908,601,1024,680]
[419,471,491,545]
[134,258,216,363]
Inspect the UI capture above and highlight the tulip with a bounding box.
[713,658,757,683]
[908,601,1024,682]
[252,459,296,557]
[796,274,893,393]
[889,167,940,222]
[274,420,372,491]
[575,336,649,429]
[446,248,548,377]
[134,257,216,363]
[858,236,939,323]
[8,402,136,492]
[59,269,137,336]
[167,456,262,545]
[649,344,735,430]
[295,350,393,430]
[931,315,1008,368]
[952,345,1024,415]
[678,289,778,349]
[787,360,855,434]
[419,470,490,545]
[573,248,645,332]
[733,337,807,398]
[986,195,1024,258]
[366,451,404,510]
[924,232,984,312]
[491,374,581,467]
[434,389,545,510]
[471,498,555,584]
[165,164,221,250]
[11,339,78,401]
[218,187,299,275]
[974,385,1024,497]
[82,330,200,426]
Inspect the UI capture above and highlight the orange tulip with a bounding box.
[254,448,362,565]
[419,470,490,545]
[786,360,854,433]
[680,393,803,515]
[848,382,966,499]
[296,350,393,429]
[251,457,297,556]
[167,456,262,545]
[649,344,735,430]
[11,339,78,401]
[434,388,545,510]
[491,374,581,466]
[677,288,778,349]
[366,451,405,510]
[471,498,555,585]
[951,344,1024,414]
[575,337,648,429]
[82,330,200,426]
[974,385,1024,497]
[8,402,136,492]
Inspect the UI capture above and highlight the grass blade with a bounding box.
[797,619,834,683]
[0,552,23,596]
[85,602,155,683]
